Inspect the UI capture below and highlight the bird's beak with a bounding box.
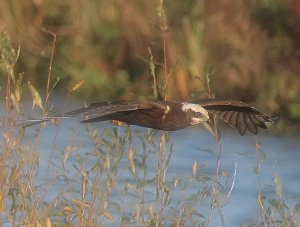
[203,114,210,122]
[205,114,210,123]
[202,110,210,122]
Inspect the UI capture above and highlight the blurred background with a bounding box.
[0,0,300,132]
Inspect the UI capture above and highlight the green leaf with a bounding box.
[273,173,283,199]
[27,81,44,111]
[15,73,24,102]
[268,198,284,213]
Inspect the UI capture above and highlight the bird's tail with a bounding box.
[14,113,77,128]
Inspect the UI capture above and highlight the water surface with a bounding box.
[25,118,300,226]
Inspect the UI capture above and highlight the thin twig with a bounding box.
[41,28,56,108]
[255,136,267,226]
[227,161,237,200]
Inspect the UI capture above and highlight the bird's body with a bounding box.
[53,100,209,131]
[20,99,274,135]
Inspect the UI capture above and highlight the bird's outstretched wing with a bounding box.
[70,100,166,123]
[18,100,166,127]
[191,99,274,135]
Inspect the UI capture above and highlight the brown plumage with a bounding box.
[19,99,275,135]
[51,100,209,131]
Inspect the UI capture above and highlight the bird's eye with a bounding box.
[195,112,201,117]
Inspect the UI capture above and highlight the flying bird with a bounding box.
[19,99,274,135]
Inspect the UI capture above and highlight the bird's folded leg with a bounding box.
[111,120,126,126]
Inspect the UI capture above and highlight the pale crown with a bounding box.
[181,103,208,116]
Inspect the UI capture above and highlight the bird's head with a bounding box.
[181,103,209,125]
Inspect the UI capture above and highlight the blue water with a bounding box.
[22,118,300,226]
